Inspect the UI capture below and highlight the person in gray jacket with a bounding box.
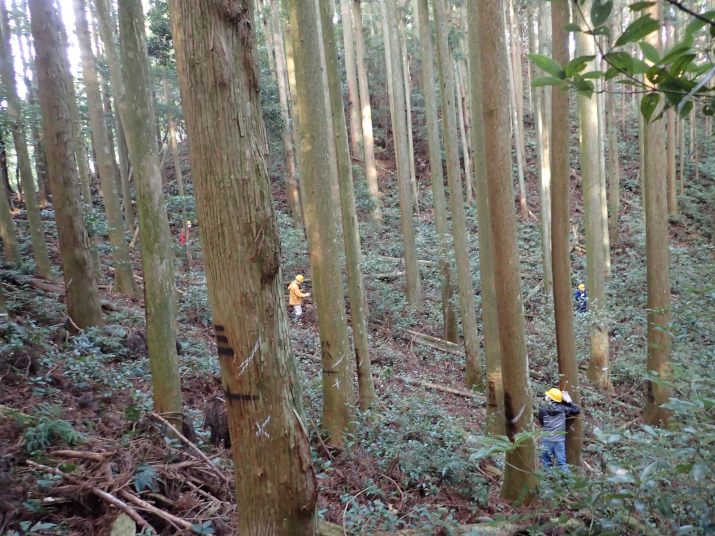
[538,388,581,471]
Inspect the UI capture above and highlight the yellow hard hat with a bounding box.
[545,388,563,403]
[187,220,192,226]
[296,275,304,283]
[578,284,585,290]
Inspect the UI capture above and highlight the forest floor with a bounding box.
[1,99,715,535]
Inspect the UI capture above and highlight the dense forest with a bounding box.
[0,0,714,534]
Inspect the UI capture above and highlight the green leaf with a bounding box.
[639,41,660,63]
[661,41,694,65]
[641,92,660,123]
[684,11,715,36]
[670,54,696,77]
[582,70,605,79]
[528,53,566,79]
[691,462,707,482]
[604,66,620,80]
[604,51,634,74]
[573,78,595,97]
[592,25,612,38]
[642,424,658,437]
[632,58,651,75]
[591,0,613,27]
[615,15,660,46]
[565,22,582,32]
[675,463,694,474]
[531,76,565,87]
[629,1,655,10]
[566,55,595,76]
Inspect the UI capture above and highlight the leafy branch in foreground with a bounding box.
[530,0,715,123]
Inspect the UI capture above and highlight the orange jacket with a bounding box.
[288,280,307,306]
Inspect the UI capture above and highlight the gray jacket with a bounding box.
[538,401,581,442]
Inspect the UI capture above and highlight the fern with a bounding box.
[133,464,162,493]
[23,404,88,453]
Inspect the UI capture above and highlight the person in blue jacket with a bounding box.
[574,283,588,313]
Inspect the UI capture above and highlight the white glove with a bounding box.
[562,391,572,404]
[305,293,311,297]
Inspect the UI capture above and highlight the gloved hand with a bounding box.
[305,293,311,298]
[562,390,572,404]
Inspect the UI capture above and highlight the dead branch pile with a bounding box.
[20,416,236,535]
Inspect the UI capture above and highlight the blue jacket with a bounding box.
[574,289,588,311]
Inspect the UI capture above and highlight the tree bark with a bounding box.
[433,0,481,389]
[504,10,528,220]
[466,0,504,434]
[0,0,52,280]
[120,0,183,428]
[31,0,103,329]
[642,1,672,428]
[415,0,459,345]
[399,8,418,208]
[384,0,422,307]
[607,33,620,245]
[318,0,376,412]
[550,0,581,466]
[596,42,610,278]
[338,0,363,160]
[665,24,677,215]
[27,78,51,207]
[476,0,536,502]
[577,2,611,392]
[352,0,381,223]
[290,0,357,445]
[533,3,553,310]
[0,148,20,263]
[167,1,318,531]
[454,59,473,205]
[73,0,139,297]
[115,112,134,234]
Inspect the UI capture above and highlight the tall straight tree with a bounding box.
[665,18,678,216]
[433,0,482,388]
[119,0,183,427]
[0,169,20,263]
[416,0,458,344]
[0,0,52,279]
[549,0,581,466]
[467,0,504,434]
[73,0,139,297]
[384,0,422,307]
[167,0,318,531]
[318,0,376,411]
[352,0,381,222]
[607,30,620,244]
[30,0,103,329]
[290,0,357,444]
[476,0,537,500]
[576,1,611,391]
[642,1,672,427]
[269,0,303,229]
[339,0,363,159]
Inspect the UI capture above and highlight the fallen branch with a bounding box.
[375,254,438,267]
[129,226,140,248]
[393,376,484,401]
[309,418,335,462]
[394,327,463,357]
[52,450,114,463]
[525,280,544,302]
[117,489,193,531]
[27,278,64,294]
[148,412,230,484]
[368,271,405,280]
[26,460,153,532]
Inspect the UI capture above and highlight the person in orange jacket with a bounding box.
[288,275,310,320]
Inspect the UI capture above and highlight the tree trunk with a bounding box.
[466,0,504,435]
[415,0,458,345]
[665,22,677,215]
[504,11,528,220]
[475,0,536,501]
[399,10,418,209]
[119,0,183,429]
[550,0,581,467]
[290,0,357,445]
[642,1,672,428]
[27,80,51,207]
[577,3,611,392]
[167,1,318,531]
[0,130,14,199]
[352,0,381,223]
[73,0,139,297]
[30,0,103,329]
[115,112,134,234]
[384,0,422,308]
[454,59,473,205]
[533,4,553,310]
[607,37,620,245]
[679,111,685,196]
[596,44,610,278]
[260,0,277,82]
[318,0,376,412]
[0,0,52,279]
[0,150,20,263]
[269,0,303,230]
[338,0,363,160]
[433,0,481,389]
